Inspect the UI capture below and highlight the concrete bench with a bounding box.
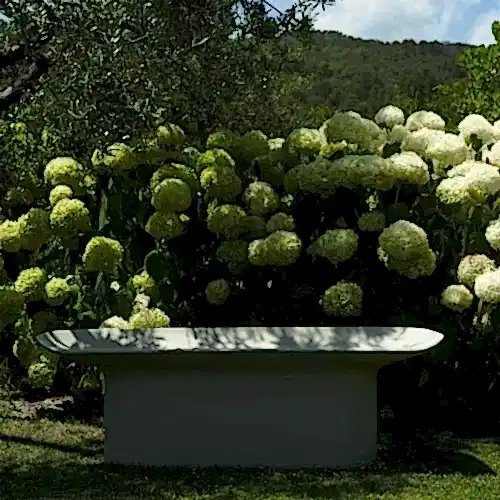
[36,326,443,469]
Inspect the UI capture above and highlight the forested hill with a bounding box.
[286,30,469,119]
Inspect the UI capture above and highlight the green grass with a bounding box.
[1,417,500,499]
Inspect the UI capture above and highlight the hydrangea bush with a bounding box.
[3,107,500,392]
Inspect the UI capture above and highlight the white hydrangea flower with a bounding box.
[486,218,500,250]
[134,293,151,311]
[441,284,474,312]
[458,114,495,145]
[405,111,445,132]
[475,269,500,303]
[462,163,500,195]
[101,316,131,329]
[374,105,405,128]
[425,132,468,167]
[484,141,500,167]
[457,254,496,289]
[390,151,430,185]
[435,177,474,205]
[493,120,500,141]
[387,124,409,144]
[323,112,387,153]
[401,128,441,156]
[438,161,500,203]
[447,160,487,177]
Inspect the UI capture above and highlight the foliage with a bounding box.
[430,22,500,126]
[0,0,336,156]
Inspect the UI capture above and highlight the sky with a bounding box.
[272,0,500,45]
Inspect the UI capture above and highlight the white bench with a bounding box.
[37,326,443,469]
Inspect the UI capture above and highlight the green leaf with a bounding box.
[98,189,109,230]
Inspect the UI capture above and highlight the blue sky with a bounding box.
[271,0,500,45]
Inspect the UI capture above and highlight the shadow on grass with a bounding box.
[0,432,496,499]
[0,431,103,456]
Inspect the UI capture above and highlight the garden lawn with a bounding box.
[1,417,500,499]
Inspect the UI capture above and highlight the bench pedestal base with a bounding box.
[103,365,377,469]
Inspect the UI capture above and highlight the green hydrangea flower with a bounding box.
[207,204,247,239]
[196,148,236,173]
[44,157,86,190]
[206,130,237,152]
[129,307,171,328]
[441,284,473,312]
[180,147,201,169]
[45,277,71,306]
[321,282,363,317]
[357,211,386,232]
[145,212,184,240]
[200,165,242,201]
[0,220,23,253]
[243,181,279,217]
[83,237,124,273]
[157,124,185,148]
[379,220,429,260]
[14,267,48,302]
[216,240,249,274]
[27,356,57,388]
[266,212,295,233]
[150,164,200,194]
[378,247,437,279]
[236,130,269,162]
[307,229,359,264]
[152,178,192,213]
[129,271,159,299]
[49,185,73,206]
[50,199,92,237]
[19,208,51,251]
[248,231,302,266]
[286,128,328,157]
[205,279,230,305]
[100,143,138,171]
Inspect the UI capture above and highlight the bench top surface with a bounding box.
[36,326,444,356]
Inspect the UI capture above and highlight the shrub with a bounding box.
[3,106,500,404]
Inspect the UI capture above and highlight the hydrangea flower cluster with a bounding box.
[266,212,295,233]
[357,211,386,232]
[207,204,247,239]
[457,254,496,289]
[129,308,171,328]
[441,284,474,312]
[45,277,71,306]
[205,279,231,305]
[216,240,249,275]
[436,161,500,205]
[321,282,363,317]
[475,269,500,303]
[82,236,124,273]
[14,267,48,302]
[49,185,73,206]
[243,181,279,217]
[378,220,436,278]
[51,199,91,239]
[307,229,358,264]
[145,212,183,240]
[248,231,302,266]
